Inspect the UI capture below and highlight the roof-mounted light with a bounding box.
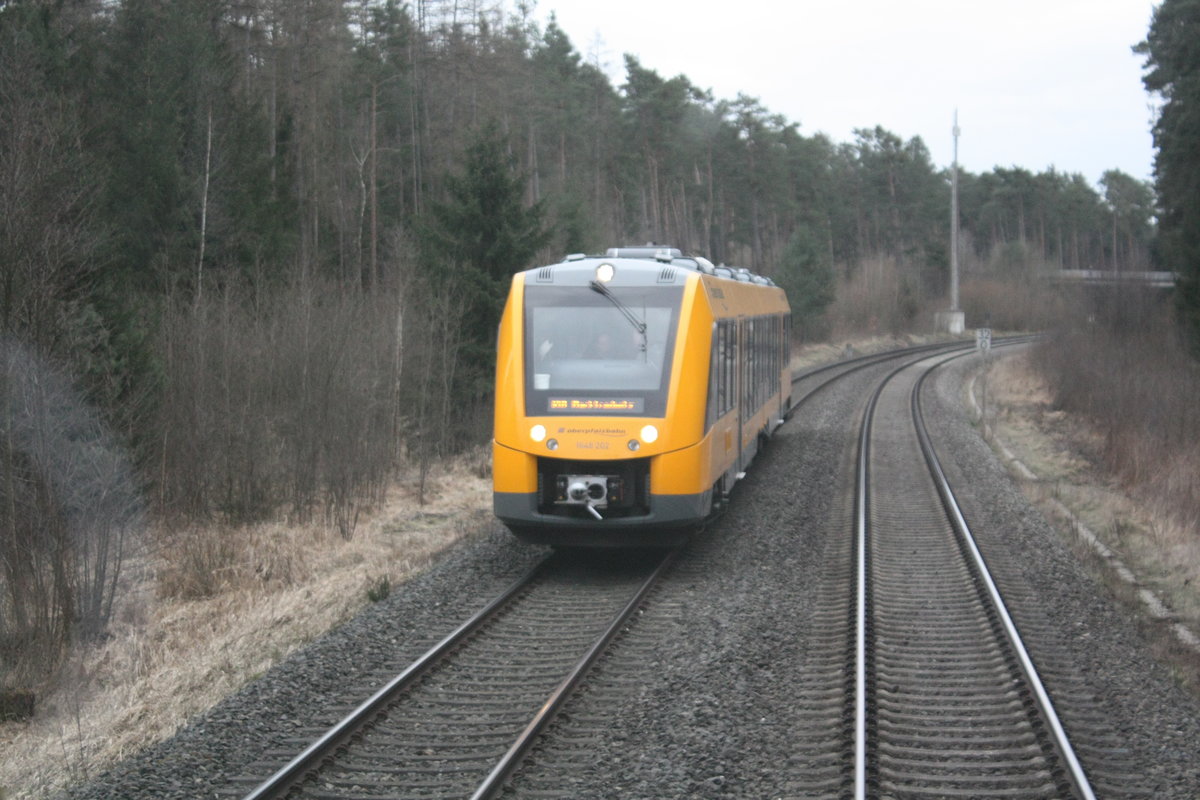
[595,262,615,283]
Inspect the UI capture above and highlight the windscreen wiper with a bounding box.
[589,280,647,354]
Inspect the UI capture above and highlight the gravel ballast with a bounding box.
[55,351,1200,799]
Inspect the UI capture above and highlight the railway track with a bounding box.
[786,336,1023,415]
[853,344,1093,798]
[228,338,1117,799]
[228,549,675,799]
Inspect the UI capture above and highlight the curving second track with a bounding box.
[858,347,1089,798]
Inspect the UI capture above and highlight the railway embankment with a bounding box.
[971,347,1200,692]
[0,460,493,800]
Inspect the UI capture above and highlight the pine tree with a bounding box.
[1138,0,1200,350]
[776,225,836,341]
[422,118,550,362]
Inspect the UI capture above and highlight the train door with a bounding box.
[781,313,792,417]
[737,315,747,475]
[708,317,740,504]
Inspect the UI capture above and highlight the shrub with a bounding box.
[0,341,141,688]
[1032,291,1200,534]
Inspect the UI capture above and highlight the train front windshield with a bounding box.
[524,285,683,417]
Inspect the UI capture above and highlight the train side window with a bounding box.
[742,319,751,411]
[784,314,791,365]
[749,315,766,413]
[756,317,763,410]
[768,315,777,398]
[773,317,778,390]
[778,316,783,384]
[773,315,779,390]
[727,320,737,412]
[760,315,767,408]
[756,315,764,410]
[706,322,719,430]
[746,319,753,413]
[726,320,734,414]
[755,317,761,410]
[778,315,784,378]
[773,315,780,385]
[717,322,726,416]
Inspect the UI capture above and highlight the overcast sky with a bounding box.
[530,0,1158,188]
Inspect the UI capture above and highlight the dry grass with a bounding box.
[979,355,1095,480]
[789,333,955,374]
[983,351,1200,691]
[1033,306,1200,531]
[0,456,491,800]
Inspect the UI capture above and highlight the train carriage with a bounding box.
[493,247,790,547]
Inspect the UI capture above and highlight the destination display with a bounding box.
[548,397,645,413]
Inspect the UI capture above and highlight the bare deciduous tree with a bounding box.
[1,341,142,688]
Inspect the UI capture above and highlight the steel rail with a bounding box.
[912,349,1096,800]
[791,334,1041,389]
[240,558,549,800]
[469,547,679,799]
[852,376,875,800]
[852,354,922,800]
[788,335,1040,413]
[790,338,971,396]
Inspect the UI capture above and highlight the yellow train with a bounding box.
[493,247,791,546]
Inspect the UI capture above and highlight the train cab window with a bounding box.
[524,284,683,417]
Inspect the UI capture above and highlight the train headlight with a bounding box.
[530,424,546,442]
[640,425,659,444]
[595,262,615,283]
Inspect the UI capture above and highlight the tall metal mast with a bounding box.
[951,110,961,312]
